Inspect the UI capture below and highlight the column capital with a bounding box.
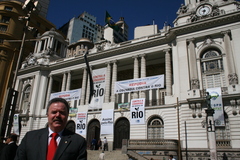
[163,48,171,53]
[132,55,139,59]
[139,54,146,57]
[186,38,195,43]
[105,61,111,65]
[111,60,118,64]
[221,30,231,36]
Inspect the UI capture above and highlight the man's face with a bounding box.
[47,102,68,132]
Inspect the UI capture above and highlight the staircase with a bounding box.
[88,150,129,160]
[127,150,149,160]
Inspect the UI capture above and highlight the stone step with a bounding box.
[87,150,129,160]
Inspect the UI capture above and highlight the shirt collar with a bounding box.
[8,141,14,145]
[48,128,63,137]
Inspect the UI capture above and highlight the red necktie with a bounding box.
[47,133,58,160]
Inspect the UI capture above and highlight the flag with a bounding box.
[105,11,119,31]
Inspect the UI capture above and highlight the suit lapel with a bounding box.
[54,130,72,160]
[39,128,49,160]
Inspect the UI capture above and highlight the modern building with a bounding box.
[0,0,50,18]
[59,12,128,44]
[13,0,240,159]
[59,12,98,44]
[0,0,56,139]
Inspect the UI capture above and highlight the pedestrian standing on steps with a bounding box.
[103,137,108,151]
[98,138,102,150]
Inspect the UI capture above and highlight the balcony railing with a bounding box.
[126,139,178,151]
[216,139,231,149]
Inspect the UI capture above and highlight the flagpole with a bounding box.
[153,19,155,34]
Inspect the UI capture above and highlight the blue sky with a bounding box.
[47,0,184,40]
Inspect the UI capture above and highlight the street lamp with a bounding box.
[78,38,94,103]
[0,0,38,139]
[205,92,217,160]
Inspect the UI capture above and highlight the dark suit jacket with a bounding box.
[0,142,18,160]
[14,128,87,160]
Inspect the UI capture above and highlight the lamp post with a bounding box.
[78,38,94,103]
[0,0,38,138]
[205,92,217,160]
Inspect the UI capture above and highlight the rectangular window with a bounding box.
[1,16,10,23]
[4,6,13,11]
[0,25,8,32]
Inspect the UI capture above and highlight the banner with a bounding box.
[130,98,145,125]
[75,112,87,135]
[50,89,81,101]
[100,109,114,135]
[69,108,78,117]
[114,75,164,94]
[89,68,107,109]
[207,87,225,126]
[118,102,130,110]
[13,114,20,135]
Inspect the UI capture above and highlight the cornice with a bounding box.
[18,10,240,74]
[172,11,240,36]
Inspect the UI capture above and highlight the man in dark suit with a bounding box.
[0,133,18,160]
[15,98,87,160]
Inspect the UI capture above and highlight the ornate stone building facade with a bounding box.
[0,0,55,127]
[13,0,240,159]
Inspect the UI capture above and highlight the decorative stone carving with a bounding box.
[177,4,188,15]
[203,36,214,46]
[228,73,238,85]
[191,79,199,89]
[94,39,111,52]
[21,47,54,68]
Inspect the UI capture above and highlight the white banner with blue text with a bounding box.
[100,109,114,135]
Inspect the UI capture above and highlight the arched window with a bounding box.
[66,121,76,133]
[22,85,31,113]
[201,49,226,88]
[147,116,164,139]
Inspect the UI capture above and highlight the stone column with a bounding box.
[80,68,87,105]
[105,62,111,103]
[111,61,117,102]
[66,71,71,91]
[140,54,146,98]
[44,38,48,51]
[164,49,172,96]
[61,72,67,91]
[221,30,238,85]
[133,56,139,99]
[45,75,53,107]
[187,38,199,89]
